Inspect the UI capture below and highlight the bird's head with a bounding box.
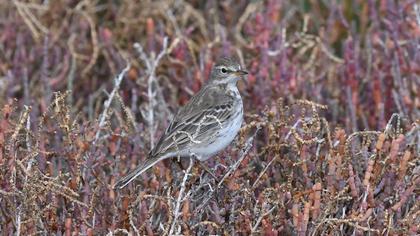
[208,57,248,85]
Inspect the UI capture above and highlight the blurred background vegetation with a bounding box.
[0,0,419,235]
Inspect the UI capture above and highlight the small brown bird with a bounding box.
[114,57,247,189]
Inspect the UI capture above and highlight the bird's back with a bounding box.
[149,83,242,160]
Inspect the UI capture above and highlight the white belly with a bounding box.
[193,86,243,160]
[192,108,243,161]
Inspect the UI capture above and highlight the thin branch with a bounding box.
[217,127,261,188]
[414,4,420,27]
[194,127,261,214]
[135,37,169,148]
[94,63,131,144]
[251,205,276,233]
[169,157,194,235]
[16,105,32,236]
[251,154,279,189]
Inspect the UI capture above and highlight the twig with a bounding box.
[251,154,279,189]
[40,36,53,105]
[135,37,169,148]
[129,207,140,236]
[78,9,99,76]
[15,106,32,236]
[169,157,194,235]
[194,127,261,214]
[415,4,420,26]
[106,229,130,236]
[67,34,77,106]
[217,127,261,188]
[383,113,402,138]
[286,119,301,140]
[312,218,380,235]
[24,107,34,179]
[251,205,276,233]
[346,87,358,133]
[94,63,131,144]
[12,0,49,41]
[234,1,263,46]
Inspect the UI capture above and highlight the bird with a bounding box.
[114,57,248,189]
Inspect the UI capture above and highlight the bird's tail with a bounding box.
[113,157,161,189]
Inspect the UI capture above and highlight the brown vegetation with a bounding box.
[0,0,419,235]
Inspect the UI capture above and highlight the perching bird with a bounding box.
[114,57,248,189]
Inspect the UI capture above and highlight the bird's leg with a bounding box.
[198,162,219,182]
[173,159,183,170]
[171,136,183,170]
[190,153,220,182]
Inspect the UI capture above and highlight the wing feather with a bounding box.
[150,85,235,157]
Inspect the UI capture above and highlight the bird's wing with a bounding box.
[113,86,235,189]
[150,85,235,158]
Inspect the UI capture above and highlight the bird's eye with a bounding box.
[221,68,227,73]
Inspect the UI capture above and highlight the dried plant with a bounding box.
[1,0,419,235]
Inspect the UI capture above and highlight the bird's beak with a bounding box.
[234,70,248,76]
[234,70,248,85]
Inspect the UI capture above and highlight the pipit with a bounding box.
[114,57,248,189]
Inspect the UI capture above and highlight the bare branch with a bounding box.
[217,127,260,188]
[94,63,131,144]
[251,205,276,233]
[169,157,194,235]
[135,37,169,148]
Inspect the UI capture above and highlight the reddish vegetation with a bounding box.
[0,1,419,235]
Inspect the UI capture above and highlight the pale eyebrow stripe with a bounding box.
[215,66,234,71]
